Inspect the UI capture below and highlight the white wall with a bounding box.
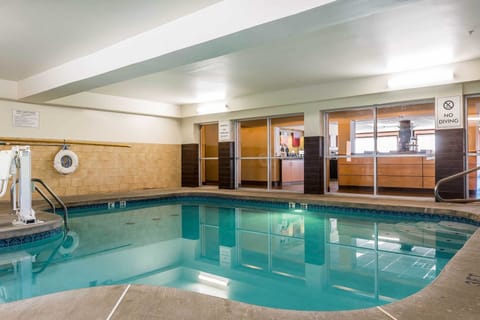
[2,78,478,146]
[180,103,309,143]
[0,100,181,144]
[180,82,473,143]
[464,81,480,95]
[0,79,16,100]
[49,92,181,118]
[181,59,480,119]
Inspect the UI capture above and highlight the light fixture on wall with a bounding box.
[387,67,454,89]
[196,101,228,115]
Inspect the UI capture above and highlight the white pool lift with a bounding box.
[0,146,37,225]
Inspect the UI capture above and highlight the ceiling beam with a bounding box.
[17,0,413,103]
[17,0,337,102]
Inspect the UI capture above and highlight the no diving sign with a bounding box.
[435,96,463,129]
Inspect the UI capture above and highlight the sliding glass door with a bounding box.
[326,108,374,195]
[238,115,304,191]
[326,100,435,197]
[200,123,219,186]
[238,119,268,189]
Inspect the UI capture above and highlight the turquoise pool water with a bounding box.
[0,199,477,310]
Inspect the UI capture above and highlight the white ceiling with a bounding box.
[1,0,480,108]
[92,0,480,104]
[0,0,220,80]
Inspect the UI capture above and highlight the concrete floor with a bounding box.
[0,188,479,320]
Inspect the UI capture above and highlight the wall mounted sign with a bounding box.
[12,110,39,128]
[218,120,233,142]
[435,96,463,129]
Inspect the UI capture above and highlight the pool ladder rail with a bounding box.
[434,165,480,203]
[10,178,69,231]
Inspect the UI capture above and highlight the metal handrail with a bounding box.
[434,165,480,203]
[10,178,69,230]
[34,186,57,215]
[33,233,67,276]
[31,178,69,231]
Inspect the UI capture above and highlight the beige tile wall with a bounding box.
[1,143,181,198]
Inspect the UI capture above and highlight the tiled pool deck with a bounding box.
[0,188,479,320]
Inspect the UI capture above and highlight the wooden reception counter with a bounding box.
[337,154,435,189]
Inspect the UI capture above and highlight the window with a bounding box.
[416,134,435,152]
[354,137,374,154]
[377,136,398,153]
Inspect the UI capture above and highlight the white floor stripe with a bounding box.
[376,306,399,320]
[106,284,131,320]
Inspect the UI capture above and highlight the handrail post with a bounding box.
[32,178,69,231]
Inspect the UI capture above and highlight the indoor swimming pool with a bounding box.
[0,197,477,311]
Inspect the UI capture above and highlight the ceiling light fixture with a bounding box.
[387,67,454,89]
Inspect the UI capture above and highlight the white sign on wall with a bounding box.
[435,96,462,129]
[12,110,40,128]
[218,120,233,141]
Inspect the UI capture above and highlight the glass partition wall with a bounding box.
[200,123,219,186]
[326,108,375,195]
[238,115,304,191]
[376,103,435,196]
[466,96,480,198]
[271,116,305,192]
[238,119,268,189]
[326,101,435,197]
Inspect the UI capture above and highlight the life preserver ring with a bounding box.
[58,231,79,255]
[54,149,79,175]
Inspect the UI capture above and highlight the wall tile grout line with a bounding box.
[106,284,131,320]
[376,306,399,320]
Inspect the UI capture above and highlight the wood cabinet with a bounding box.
[377,157,422,188]
[281,159,304,184]
[338,156,435,189]
[338,158,373,187]
[422,157,435,189]
[377,156,435,188]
